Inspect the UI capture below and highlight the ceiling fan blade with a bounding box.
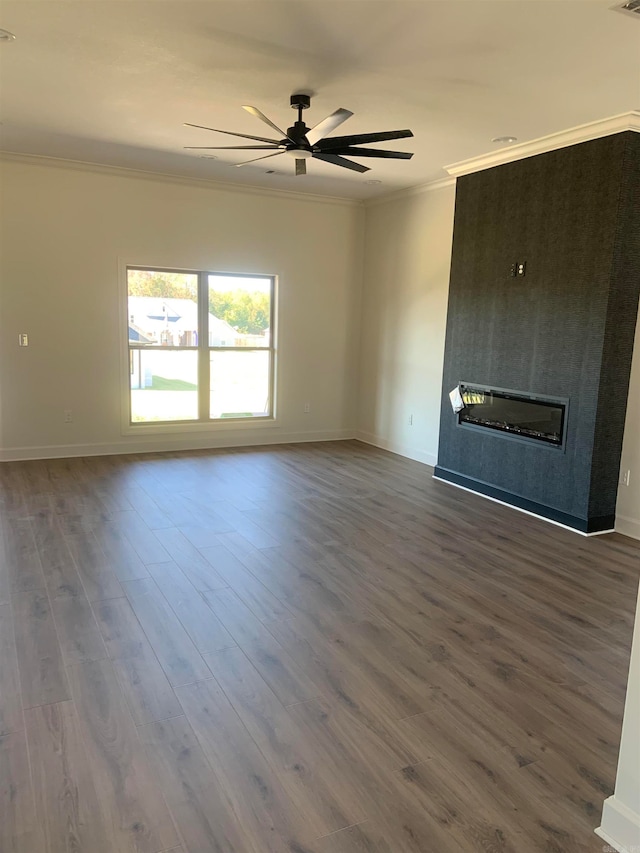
[312,152,370,173]
[242,106,294,142]
[184,145,283,150]
[331,147,414,159]
[295,159,307,177]
[235,151,285,168]
[317,129,414,150]
[184,123,281,145]
[306,108,353,146]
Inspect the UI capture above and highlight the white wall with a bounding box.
[356,184,456,465]
[617,317,640,540]
[597,586,640,852]
[0,158,364,457]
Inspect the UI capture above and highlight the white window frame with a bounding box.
[120,262,277,435]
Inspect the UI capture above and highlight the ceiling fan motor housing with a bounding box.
[287,120,312,150]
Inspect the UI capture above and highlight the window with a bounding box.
[127,267,275,425]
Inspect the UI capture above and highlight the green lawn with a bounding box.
[146,375,197,391]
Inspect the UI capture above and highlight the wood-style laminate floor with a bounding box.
[0,440,638,853]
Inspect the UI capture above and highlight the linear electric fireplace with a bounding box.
[458,384,568,449]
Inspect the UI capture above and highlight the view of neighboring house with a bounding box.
[128,296,241,348]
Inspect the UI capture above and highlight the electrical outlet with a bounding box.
[303,402,310,413]
[622,469,631,487]
[64,410,73,423]
[408,413,414,426]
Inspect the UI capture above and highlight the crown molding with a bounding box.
[364,175,456,208]
[0,151,364,208]
[5,110,637,207]
[445,111,640,178]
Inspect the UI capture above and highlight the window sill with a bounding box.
[121,417,278,437]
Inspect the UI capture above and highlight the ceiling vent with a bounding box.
[613,0,640,18]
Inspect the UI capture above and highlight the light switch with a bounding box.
[18,333,29,347]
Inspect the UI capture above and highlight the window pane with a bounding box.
[130,350,198,422]
[210,351,270,419]
[128,269,199,347]
[208,274,271,348]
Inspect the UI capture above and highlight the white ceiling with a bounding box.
[0,0,638,199]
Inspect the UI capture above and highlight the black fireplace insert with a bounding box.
[458,384,568,448]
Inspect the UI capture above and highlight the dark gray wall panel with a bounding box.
[437,132,640,530]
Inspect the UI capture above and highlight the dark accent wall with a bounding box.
[435,132,640,533]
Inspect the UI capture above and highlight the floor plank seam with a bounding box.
[315,819,370,840]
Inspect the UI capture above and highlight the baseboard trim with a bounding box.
[596,796,640,852]
[355,431,437,467]
[0,429,356,462]
[615,514,640,542]
[433,468,615,536]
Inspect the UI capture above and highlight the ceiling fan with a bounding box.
[184,93,414,176]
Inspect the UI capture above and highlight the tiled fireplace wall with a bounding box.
[435,131,640,533]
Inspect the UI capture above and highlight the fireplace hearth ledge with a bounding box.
[433,467,616,536]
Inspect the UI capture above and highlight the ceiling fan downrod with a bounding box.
[288,94,312,150]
